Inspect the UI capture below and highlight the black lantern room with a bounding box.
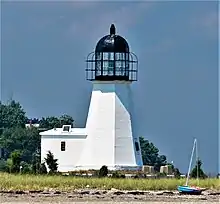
[86,24,138,81]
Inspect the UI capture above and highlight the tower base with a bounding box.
[76,81,143,169]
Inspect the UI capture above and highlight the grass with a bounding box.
[0,172,219,191]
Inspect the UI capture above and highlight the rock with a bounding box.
[96,195,104,199]
[127,191,145,195]
[0,190,10,193]
[162,191,174,195]
[86,185,90,188]
[28,190,43,194]
[14,190,25,194]
[53,191,61,194]
[9,195,18,198]
[91,191,101,195]
[155,191,164,195]
[68,195,73,198]
[79,190,90,195]
[41,191,50,194]
[113,191,125,195]
[208,192,220,195]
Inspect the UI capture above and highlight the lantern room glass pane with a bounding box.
[103,61,114,76]
[103,52,114,60]
[102,52,114,76]
[115,53,125,60]
[96,61,101,76]
[96,53,102,60]
[116,61,125,76]
[95,53,102,76]
[92,51,133,79]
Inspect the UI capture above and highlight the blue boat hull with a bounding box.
[177,186,202,195]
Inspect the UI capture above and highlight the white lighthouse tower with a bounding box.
[76,24,143,170]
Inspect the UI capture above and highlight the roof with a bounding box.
[39,127,87,136]
[95,24,129,53]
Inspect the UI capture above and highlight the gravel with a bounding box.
[0,189,219,204]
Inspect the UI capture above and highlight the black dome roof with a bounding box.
[95,24,129,53]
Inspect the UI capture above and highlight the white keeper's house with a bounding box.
[40,24,143,172]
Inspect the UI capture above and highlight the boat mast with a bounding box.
[185,138,196,186]
[196,139,199,184]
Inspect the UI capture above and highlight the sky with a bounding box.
[1,1,219,174]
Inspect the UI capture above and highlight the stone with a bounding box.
[127,191,145,195]
[113,191,125,195]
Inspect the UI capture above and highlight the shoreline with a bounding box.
[1,189,219,203]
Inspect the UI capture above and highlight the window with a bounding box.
[96,53,102,60]
[115,53,125,60]
[108,52,114,60]
[103,52,114,60]
[61,141,66,151]
[62,125,71,132]
[135,142,140,151]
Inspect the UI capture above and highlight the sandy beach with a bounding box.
[2,202,220,204]
[0,189,219,204]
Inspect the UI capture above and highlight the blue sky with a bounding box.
[1,1,219,174]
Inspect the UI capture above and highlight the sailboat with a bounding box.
[177,138,205,195]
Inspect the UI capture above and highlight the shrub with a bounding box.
[99,165,108,177]
[9,150,22,173]
[0,159,7,172]
[39,162,47,174]
[20,161,32,174]
[156,172,167,178]
[112,171,125,178]
[133,171,145,179]
[190,159,207,179]
[173,167,181,179]
[44,151,58,173]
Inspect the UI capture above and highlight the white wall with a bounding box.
[76,83,115,169]
[114,83,142,166]
[76,81,143,170]
[41,134,86,172]
[40,81,143,171]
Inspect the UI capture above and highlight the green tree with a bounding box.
[6,158,13,173]
[39,162,47,174]
[8,150,22,173]
[99,165,108,177]
[139,136,167,172]
[59,114,74,127]
[0,126,40,161]
[39,117,60,129]
[20,161,32,174]
[190,159,207,179]
[31,149,41,174]
[0,159,7,172]
[0,100,27,130]
[44,151,58,174]
[173,167,181,179]
[39,115,74,130]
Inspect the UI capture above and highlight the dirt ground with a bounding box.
[2,202,220,204]
[0,189,219,204]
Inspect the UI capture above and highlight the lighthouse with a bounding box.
[76,24,143,170]
[40,24,143,172]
